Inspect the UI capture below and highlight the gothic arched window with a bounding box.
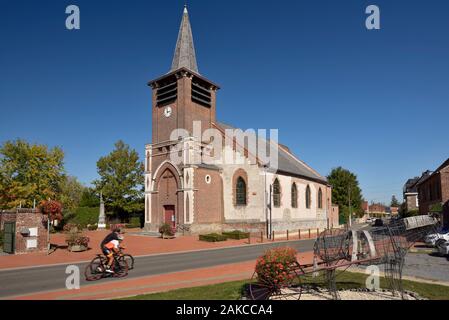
[318,188,323,209]
[273,179,281,208]
[236,177,247,206]
[306,185,311,209]
[291,183,298,208]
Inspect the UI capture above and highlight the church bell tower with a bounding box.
[148,6,220,144]
[145,6,221,231]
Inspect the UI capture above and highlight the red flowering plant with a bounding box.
[40,200,63,222]
[65,227,90,250]
[255,247,298,288]
[63,223,81,233]
[66,234,90,247]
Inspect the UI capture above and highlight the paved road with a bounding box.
[0,239,315,299]
[403,253,449,283]
[2,235,448,299]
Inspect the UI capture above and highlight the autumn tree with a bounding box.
[93,141,144,220]
[0,140,65,209]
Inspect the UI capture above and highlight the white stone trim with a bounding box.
[151,160,184,191]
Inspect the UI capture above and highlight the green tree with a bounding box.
[0,140,65,209]
[79,187,100,208]
[390,195,401,207]
[93,141,144,219]
[327,167,363,224]
[58,176,85,213]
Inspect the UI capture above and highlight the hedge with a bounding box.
[222,230,250,240]
[199,233,228,242]
[126,217,142,229]
[69,207,100,228]
[0,230,3,249]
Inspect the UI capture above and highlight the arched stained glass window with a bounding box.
[306,185,311,209]
[273,179,281,208]
[291,183,298,208]
[318,188,323,209]
[236,177,247,206]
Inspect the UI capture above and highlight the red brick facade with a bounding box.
[417,159,449,226]
[0,209,48,254]
[193,168,223,224]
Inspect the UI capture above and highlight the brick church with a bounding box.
[144,7,338,235]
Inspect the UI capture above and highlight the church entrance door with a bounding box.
[164,205,176,228]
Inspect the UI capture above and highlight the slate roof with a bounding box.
[404,177,420,193]
[216,122,328,184]
[171,6,199,74]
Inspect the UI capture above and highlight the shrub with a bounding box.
[63,223,81,233]
[68,207,99,228]
[110,224,126,231]
[159,223,175,237]
[255,247,298,286]
[0,230,4,248]
[65,228,90,248]
[87,224,98,231]
[223,230,250,240]
[405,209,420,218]
[126,217,141,229]
[199,233,228,242]
[430,203,443,213]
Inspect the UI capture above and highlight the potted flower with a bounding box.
[66,228,90,252]
[159,223,176,239]
[255,247,298,288]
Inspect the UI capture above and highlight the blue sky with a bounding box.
[1,0,448,204]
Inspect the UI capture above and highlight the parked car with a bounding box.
[373,219,384,227]
[435,239,449,256]
[366,218,375,224]
[424,228,449,247]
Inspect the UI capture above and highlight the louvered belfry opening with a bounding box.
[156,75,178,107]
[191,78,212,108]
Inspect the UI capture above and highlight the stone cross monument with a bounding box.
[98,192,106,230]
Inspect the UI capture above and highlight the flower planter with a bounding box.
[68,245,88,252]
[161,233,176,240]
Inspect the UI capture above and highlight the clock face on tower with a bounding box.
[164,106,173,118]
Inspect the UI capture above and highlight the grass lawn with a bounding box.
[120,280,249,300]
[120,271,449,300]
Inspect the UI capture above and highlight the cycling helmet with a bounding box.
[117,234,124,241]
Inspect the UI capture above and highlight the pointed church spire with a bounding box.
[171,5,199,74]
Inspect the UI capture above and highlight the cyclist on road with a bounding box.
[100,228,123,273]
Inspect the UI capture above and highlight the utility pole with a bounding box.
[348,185,352,228]
[268,185,273,239]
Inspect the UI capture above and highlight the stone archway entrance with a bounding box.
[157,168,181,228]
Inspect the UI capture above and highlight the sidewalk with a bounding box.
[0,230,316,270]
[6,252,315,300]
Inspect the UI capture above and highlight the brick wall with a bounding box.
[330,205,340,228]
[194,168,223,224]
[440,165,449,227]
[0,209,48,254]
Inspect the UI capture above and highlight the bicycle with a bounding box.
[85,252,129,281]
[118,248,135,271]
